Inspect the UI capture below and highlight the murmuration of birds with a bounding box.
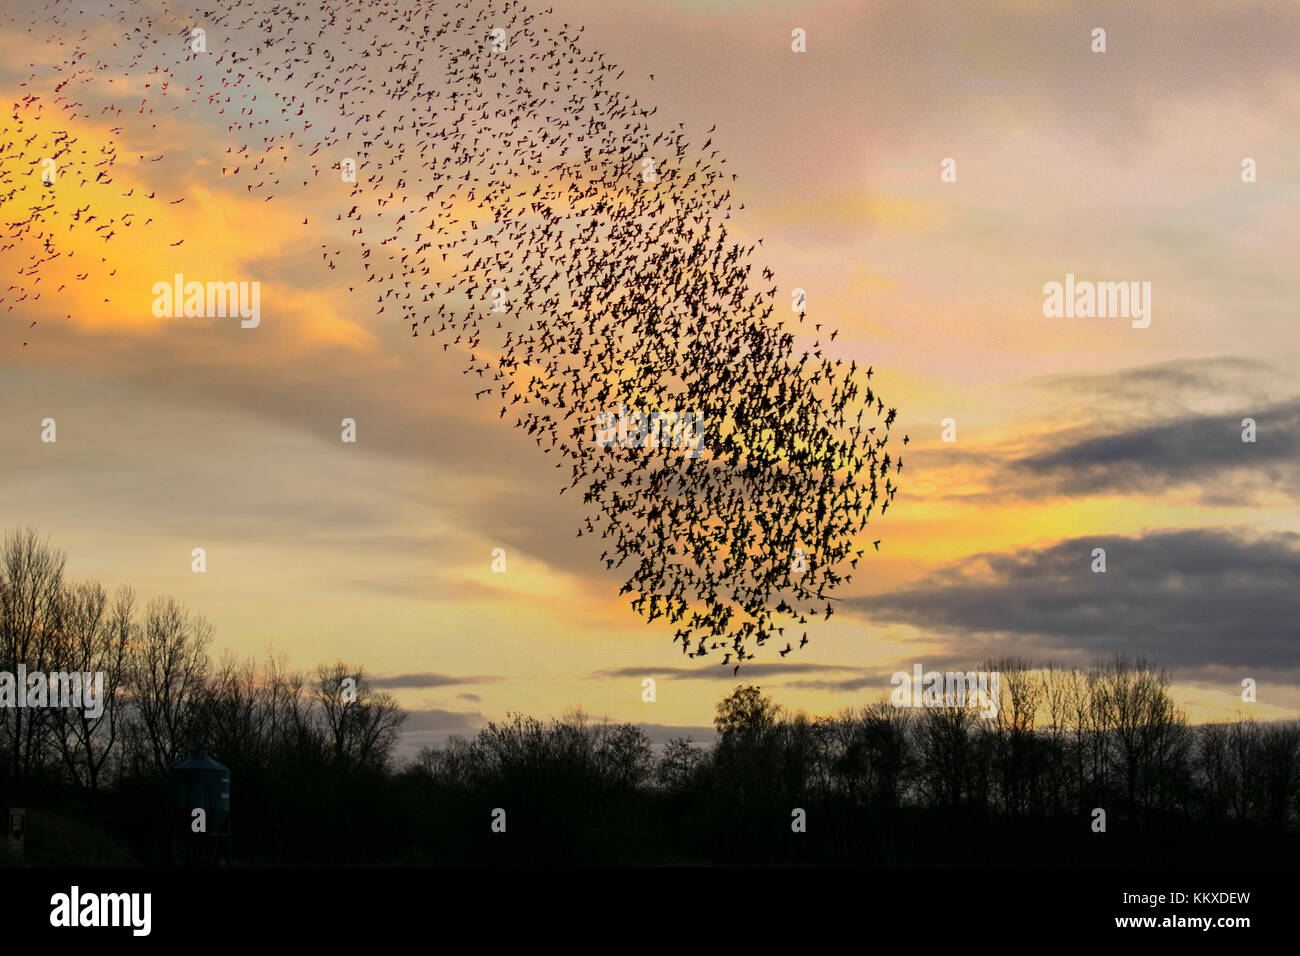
[2,0,906,672]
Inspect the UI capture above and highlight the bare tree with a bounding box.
[915,703,979,808]
[1064,664,1110,811]
[1257,721,1300,831]
[1039,662,1073,815]
[594,720,654,791]
[194,652,269,770]
[0,527,67,779]
[776,708,817,803]
[50,582,132,790]
[983,656,1042,816]
[860,698,914,809]
[313,661,407,770]
[656,735,704,791]
[264,650,323,767]
[1098,654,1188,816]
[126,596,212,773]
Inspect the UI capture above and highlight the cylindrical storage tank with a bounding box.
[170,749,230,834]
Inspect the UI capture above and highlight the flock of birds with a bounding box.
[3,0,906,670]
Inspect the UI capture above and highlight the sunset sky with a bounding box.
[3,0,1298,756]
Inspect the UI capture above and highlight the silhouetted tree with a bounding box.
[0,527,66,780]
[49,582,132,791]
[125,596,212,774]
[4,527,1298,866]
[313,661,406,771]
[657,735,704,791]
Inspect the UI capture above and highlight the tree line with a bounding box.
[2,526,1295,865]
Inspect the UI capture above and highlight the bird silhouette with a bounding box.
[2,0,908,668]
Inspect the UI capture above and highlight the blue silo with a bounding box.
[170,749,231,864]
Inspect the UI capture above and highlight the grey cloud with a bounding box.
[400,707,487,733]
[1024,357,1289,415]
[1010,398,1300,502]
[369,672,504,690]
[919,358,1300,507]
[592,662,859,681]
[394,708,487,760]
[783,668,903,694]
[848,527,1300,673]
